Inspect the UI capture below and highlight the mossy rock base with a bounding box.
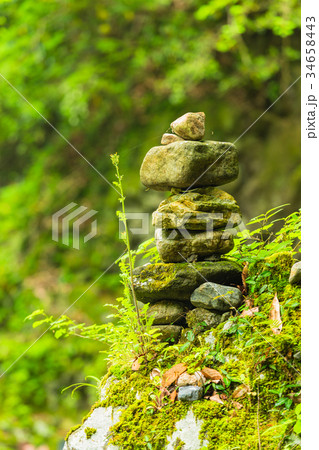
[133,260,242,303]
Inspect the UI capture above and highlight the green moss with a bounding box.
[137,263,177,291]
[65,256,301,449]
[84,427,96,439]
[65,424,81,441]
[173,437,185,449]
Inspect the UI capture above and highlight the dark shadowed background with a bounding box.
[0,0,300,447]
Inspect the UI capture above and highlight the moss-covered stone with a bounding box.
[186,308,221,332]
[152,324,182,342]
[152,187,241,230]
[147,300,186,325]
[133,261,242,303]
[155,229,234,263]
[140,140,239,191]
[190,282,243,311]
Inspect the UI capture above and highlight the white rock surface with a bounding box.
[64,406,122,450]
[65,406,208,449]
[166,409,208,450]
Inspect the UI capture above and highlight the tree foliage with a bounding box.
[0,0,300,447]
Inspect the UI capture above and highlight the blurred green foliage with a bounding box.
[0,0,300,447]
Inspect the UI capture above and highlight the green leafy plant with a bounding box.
[229,205,301,295]
[27,155,164,373]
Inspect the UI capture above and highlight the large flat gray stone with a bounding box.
[155,228,234,263]
[152,187,242,230]
[140,140,239,191]
[133,261,242,303]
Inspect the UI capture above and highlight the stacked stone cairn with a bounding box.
[133,112,244,346]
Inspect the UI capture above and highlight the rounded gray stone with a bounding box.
[186,308,221,331]
[170,112,205,140]
[289,261,301,285]
[147,300,186,324]
[152,324,182,342]
[177,386,204,402]
[191,282,243,312]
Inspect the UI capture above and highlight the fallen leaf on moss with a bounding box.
[131,358,142,371]
[269,293,282,335]
[201,367,223,383]
[209,393,224,404]
[232,401,243,409]
[232,384,250,399]
[161,363,187,387]
[170,389,177,402]
[240,307,259,318]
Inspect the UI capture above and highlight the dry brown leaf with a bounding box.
[170,389,177,403]
[232,384,250,399]
[240,307,259,318]
[161,363,187,387]
[232,401,243,410]
[209,393,224,404]
[201,367,223,383]
[131,358,141,371]
[269,292,282,335]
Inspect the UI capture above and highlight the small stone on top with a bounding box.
[170,112,205,141]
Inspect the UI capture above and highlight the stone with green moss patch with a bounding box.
[155,229,234,262]
[147,300,186,325]
[84,426,96,439]
[152,187,241,230]
[133,261,242,303]
[190,282,242,311]
[140,140,239,191]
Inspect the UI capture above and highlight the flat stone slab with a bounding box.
[155,229,234,263]
[140,140,239,191]
[133,261,242,303]
[191,282,243,312]
[153,187,242,230]
[147,300,186,324]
